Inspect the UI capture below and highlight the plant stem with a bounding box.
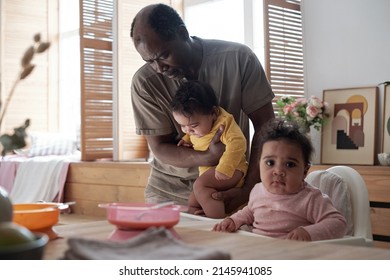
[0,77,20,128]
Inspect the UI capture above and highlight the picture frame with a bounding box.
[321,86,378,165]
[383,84,390,153]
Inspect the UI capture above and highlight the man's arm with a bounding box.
[242,102,275,197]
[212,102,275,213]
[145,126,225,168]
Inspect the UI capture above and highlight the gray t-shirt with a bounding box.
[131,37,274,204]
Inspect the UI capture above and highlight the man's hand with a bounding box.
[177,139,193,148]
[206,125,225,166]
[211,187,250,214]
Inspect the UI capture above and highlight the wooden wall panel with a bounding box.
[64,162,150,218]
[371,207,390,237]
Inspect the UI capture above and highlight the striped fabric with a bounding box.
[27,133,77,157]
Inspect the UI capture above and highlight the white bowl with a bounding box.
[378,153,390,166]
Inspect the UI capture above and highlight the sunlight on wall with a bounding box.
[184,0,264,64]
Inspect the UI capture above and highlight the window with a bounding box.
[184,0,245,43]
[263,0,304,114]
[79,0,114,160]
[59,0,80,143]
[79,0,169,161]
[184,0,264,64]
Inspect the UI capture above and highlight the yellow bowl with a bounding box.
[13,203,60,239]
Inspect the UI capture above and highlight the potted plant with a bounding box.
[276,95,330,133]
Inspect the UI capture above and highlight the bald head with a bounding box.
[131,4,185,42]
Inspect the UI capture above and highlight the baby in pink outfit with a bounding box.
[213,118,347,241]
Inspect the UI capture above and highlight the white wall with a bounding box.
[301,0,390,163]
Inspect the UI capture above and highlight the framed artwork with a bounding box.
[383,84,390,152]
[321,86,378,165]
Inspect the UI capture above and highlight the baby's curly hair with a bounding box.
[170,81,218,118]
[258,118,314,165]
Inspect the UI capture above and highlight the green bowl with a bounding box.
[0,233,49,260]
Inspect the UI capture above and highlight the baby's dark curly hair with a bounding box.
[170,81,218,118]
[258,118,314,165]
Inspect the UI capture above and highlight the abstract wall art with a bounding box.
[321,86,378,165]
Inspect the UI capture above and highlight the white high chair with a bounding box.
[305,165,373,246]
[180,166,373,246]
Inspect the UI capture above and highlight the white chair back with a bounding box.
[305,169,354,235]
[326,166,373,242]
[306,165,373,246]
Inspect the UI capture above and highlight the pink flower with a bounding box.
[308,96,322,108]
[283,105,293,115]
[306,105,320,119]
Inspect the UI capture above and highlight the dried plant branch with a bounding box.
[0,33,51,128]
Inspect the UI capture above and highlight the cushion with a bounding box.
[26,132,77,157]
[305,170,354,236]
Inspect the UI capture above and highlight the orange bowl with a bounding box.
[12,204,60,239]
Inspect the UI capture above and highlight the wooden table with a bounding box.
[44,214,390,260]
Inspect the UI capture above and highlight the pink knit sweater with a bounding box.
[230,182,347,241]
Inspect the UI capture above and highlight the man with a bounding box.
[130,4,274,213]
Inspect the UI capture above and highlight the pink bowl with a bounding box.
[98,203,181,230]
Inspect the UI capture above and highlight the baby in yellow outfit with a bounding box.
[171,81,248,218]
